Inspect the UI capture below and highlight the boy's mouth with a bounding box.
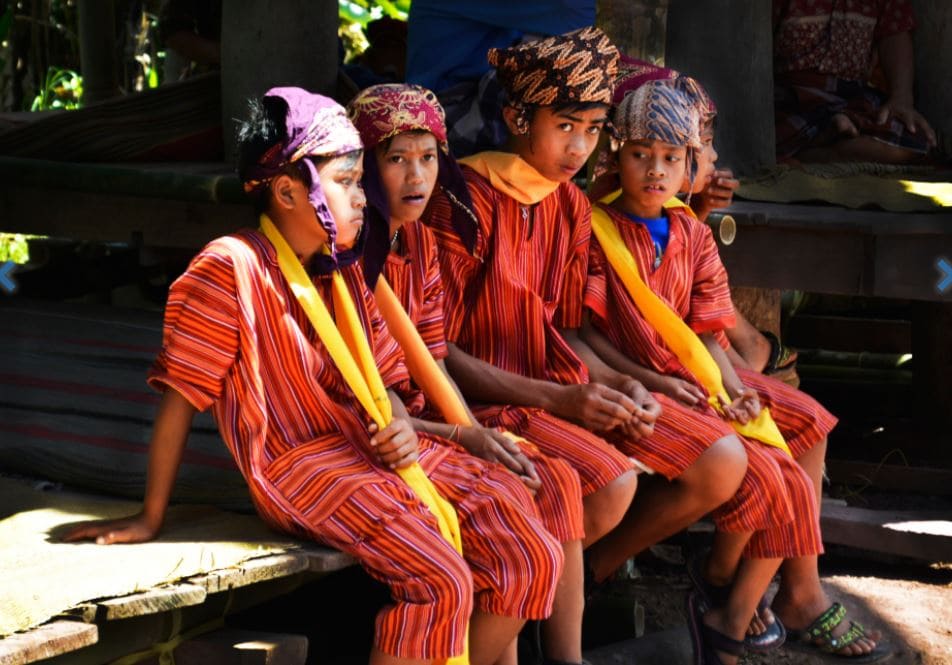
[643,184,667,193]
[401,192,427,205]
[560,162,583,176]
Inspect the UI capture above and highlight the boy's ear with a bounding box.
[271,174,297,211]
[501,106,525,136]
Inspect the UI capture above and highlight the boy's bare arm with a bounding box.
[876,31,936,146]
[63,388,197,544]
[699,332,760,424]
[580,318,706,408]
[444,341,635,433]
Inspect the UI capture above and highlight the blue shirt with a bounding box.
[625,212,670,269]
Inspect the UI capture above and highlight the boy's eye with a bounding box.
[422,153,437,162]
[558,123,573,132]
[388,155,404,164]
[586,125,602,135]
[666,154,681,162]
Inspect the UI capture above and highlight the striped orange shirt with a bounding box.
[585,203,736,384]
[423,167,590,386]
[148,229,449,530]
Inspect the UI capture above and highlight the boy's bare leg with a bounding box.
[469,612,526,665]
[493,640,517,665]
[705,531,775,636]
[773,438,881,656]
[703,557,782,665]
[581,470,639,548]
[540,539,584,662]
[587,436,747,581]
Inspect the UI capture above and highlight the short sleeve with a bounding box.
[583,232,610,322]
[554,184,592,330]
[148,245,240,411]
[685,219,736,334]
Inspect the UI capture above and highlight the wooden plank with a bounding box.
[820,503,952,561]
[52,604,98,624]
[98,584,207,620]
[299,546,354,573]
[0,621,98,665]
[171,628,307,665]
[187,554,310,595]
[826,460,952,496]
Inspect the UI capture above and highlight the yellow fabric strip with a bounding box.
[459,151,560,205]
[374,277,530,448]
[589,204,791,455]
[259,216,468,665]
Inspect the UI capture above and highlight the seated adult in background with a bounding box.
[773,0,936,163]
[405,0,593,156]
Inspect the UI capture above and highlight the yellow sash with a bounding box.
[259,215,469,664]
[374,277,530,447]
[459,151,560,205]
[589,203,790,455]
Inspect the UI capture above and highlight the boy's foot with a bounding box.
[686,591,745,665]
[774,598,887,660]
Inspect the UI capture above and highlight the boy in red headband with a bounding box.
[65,87,564,665]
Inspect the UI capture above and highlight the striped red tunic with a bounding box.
[424,169,635,497]
[585,203,828,557]
[148,229,563,659]
[382,220,585,542]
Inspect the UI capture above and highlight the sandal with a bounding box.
[686,591,746,665]
[761,330,798,375]
[687,551,786,652]
[787,602,890,662]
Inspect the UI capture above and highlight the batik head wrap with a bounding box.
[611,54,677,106]
[488,26,619,135]
[241,87,363,272]
[592,78,701,196]
[677,74,717,126]
[347,83,478,288]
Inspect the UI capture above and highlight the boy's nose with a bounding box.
[407,163,425,183]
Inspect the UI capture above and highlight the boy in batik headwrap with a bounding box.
[64,86,565,665]
[421,27,763,665]
[582,75,885,662]
[349,82,589,665]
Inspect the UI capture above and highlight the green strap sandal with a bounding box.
[788,602,890,662]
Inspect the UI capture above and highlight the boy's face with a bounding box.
[316,151,366,250]
[375,131,439,228]
[510,105,608,183]
[616,138,688,218]
[685,123,717,194]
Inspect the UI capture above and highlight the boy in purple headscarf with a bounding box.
[64,87,565,665]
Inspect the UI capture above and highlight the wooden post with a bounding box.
[664,0,775,175]
[220,0,338,160]
[77,0,120,104]
[911,0,952,158]
[596,0,669,63]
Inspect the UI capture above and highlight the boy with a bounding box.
[348,82,587,665]
[585,71,883,661]
[421,27,784,659]
[64,87,564,665]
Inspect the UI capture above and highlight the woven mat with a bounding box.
[0,477,298,636]
[738,162,952,212]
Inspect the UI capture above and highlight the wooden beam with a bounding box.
[827,460,952,496]
[170,628,307,665]
[300,546,354,573]
[820,503,952,562]
[98,584,207,621]
[188,554,310,595]
[0,621,98,665]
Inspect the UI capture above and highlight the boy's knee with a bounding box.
[692,435,747,504]
[427,555,475,621]
[585,470,638,538]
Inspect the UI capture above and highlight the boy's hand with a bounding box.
[370,419,420,469]
[458,427,541,493]
[722,388,761,425]
[658,375,708,408]
[694,168,739,221]
[877,98,937,148]
[615,377,661,440]
[62,513,161,545]
[552,383,637,433]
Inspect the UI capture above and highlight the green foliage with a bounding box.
[0,234,30,264]
[339,0,410,62]
[30,66,82,111]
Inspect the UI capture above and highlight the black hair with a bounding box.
[235,96,310,213]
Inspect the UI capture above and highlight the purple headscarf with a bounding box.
[242,87,363,270]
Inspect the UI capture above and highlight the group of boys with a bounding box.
[66,25,886,665]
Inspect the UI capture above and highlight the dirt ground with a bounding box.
[587,544,952,665]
